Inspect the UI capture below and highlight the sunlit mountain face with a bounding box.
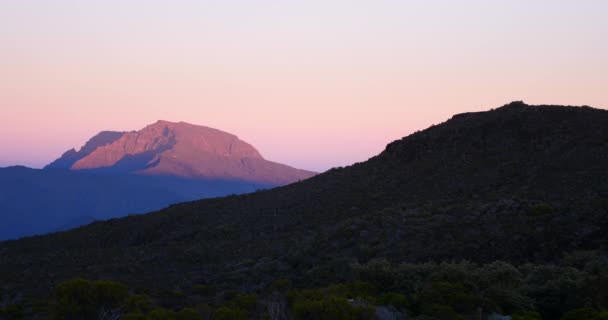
[0,121,316,240]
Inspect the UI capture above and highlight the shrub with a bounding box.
[378,292,409,309]
[176,307,202,320]
[530,203,553,216]
[213,306,247,320]
[125,294,153,314]
[49,278,128,320]
[560,308,608,320]
[292,294,374,320]
[147,307,177,320]
[270,278,292,292]
[512,311,542,320]
[122,313,147,320]
[0,304,24,319]
[192,285,216,297]
[420,303,465,320]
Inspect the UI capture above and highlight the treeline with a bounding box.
[1,252,607,319]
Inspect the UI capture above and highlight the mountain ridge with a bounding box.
[48,120,315,185]
[45,130,126,169]
[1,102,607,307]
[1,121,316,240]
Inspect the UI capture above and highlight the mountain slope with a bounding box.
[1,102,607,297]
[1,121,315,240]
[44,131,126,169]
[65,120,315,185]
[0,166,272,240]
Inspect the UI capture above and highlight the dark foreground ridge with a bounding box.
[1,102,607,319]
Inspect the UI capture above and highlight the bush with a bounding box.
[147,307,177,320]
[292,294,374,320]
[213,306,247,320]
[49,278,128,320]
[0,304,24,319]
[192,285,216,297]
[270,278,292,292]
[417,281,481,315]
[560,308,608,320]
[420,303,465,320]
[512,311,542,320]
[125,294,153,314]
[378,292,409,309]
[176,307,202,320]
[530,202,553,216]
[122,313,147,320]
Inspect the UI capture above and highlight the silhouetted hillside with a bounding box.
[1,103,607,318]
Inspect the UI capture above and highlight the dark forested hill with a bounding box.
[1,102,607,318]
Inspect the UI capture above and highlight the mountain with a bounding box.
[44,131,126,169]
[0,121,315,240]
[1,103,607,316]
[0,166,273,240]
[49,120,315,185]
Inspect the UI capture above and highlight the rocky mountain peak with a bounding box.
[48,121,315,184]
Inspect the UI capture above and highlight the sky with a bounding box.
[1,1,607,172]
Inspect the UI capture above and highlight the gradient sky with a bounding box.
[1,1,607,172]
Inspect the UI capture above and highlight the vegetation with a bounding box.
[0,253,606,319]
[1,103,608,319]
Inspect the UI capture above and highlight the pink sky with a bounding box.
[1,1,607,172]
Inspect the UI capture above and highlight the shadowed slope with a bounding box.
[0,166,272,240]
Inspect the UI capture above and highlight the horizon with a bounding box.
[1,1,607,172]
[2,101,608,173]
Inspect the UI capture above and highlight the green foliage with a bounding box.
[270,278,292,292]
[560,308,608,320]
[229,293,257,312]
[213,306,247,320]
[0,304,24,319]
[10,257,608,319]
[420,303,465,320]
[377,292,409,308]
[327,281,377,300]
[417,281,481,315]
[192,284,216,297]
[147,307,177,320]
[292,295,374,320]
[512,311,542,320]
[176,308,202,320]
[49,278,128,320]
[122,313,147,320]
[479,261,529,313]
[125,294,153,314]
[522,264,586,319]
[530,202,554,216]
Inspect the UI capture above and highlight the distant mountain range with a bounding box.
[2,102,606,299]
[0,121,316,240]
